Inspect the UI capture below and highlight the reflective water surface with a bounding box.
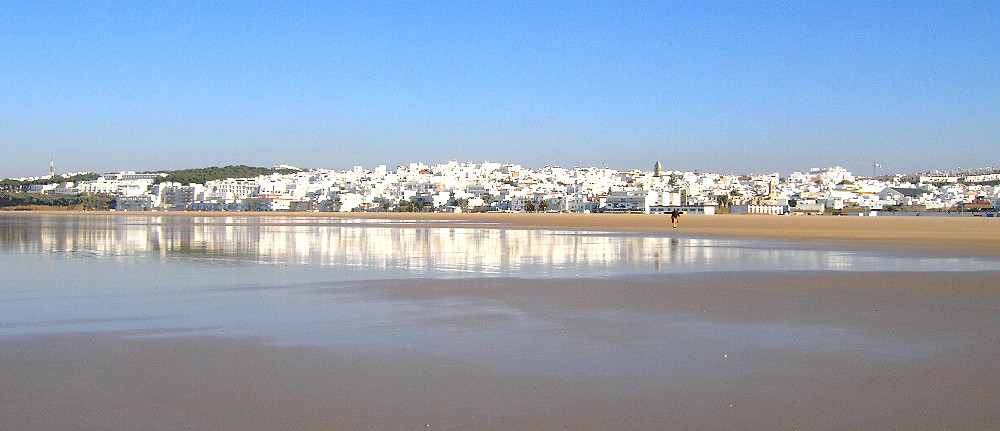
[2,214,997,373]
[3,214,997,277]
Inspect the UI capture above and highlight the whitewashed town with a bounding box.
[11,161,1000,215]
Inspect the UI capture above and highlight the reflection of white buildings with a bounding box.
[15,216,713,274]
[9,215,999,274]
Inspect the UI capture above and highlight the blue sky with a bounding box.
[2,1,998,178]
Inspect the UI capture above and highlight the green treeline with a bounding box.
[0,165,298,209]
[0,193,116,210]
[156,165,299,185]
[0,166,299,191]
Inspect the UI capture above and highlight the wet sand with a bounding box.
[3,212,1000,429]
[3,272,1000,430]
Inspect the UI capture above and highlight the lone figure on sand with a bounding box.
[670,209,680,228]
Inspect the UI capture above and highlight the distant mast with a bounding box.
[49,157,55,177]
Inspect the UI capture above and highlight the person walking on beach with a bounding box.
[670,208,680,228]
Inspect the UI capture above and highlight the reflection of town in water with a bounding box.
[2,214,997,277]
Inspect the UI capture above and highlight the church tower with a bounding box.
[654,161,662,177]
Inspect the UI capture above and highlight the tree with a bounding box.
[0,192,115,210]
[0,180,23,193]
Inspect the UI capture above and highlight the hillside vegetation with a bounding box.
[155,165,300,185]
[0,193,116,211]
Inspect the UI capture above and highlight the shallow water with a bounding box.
[2,214,996,371]
[3,214,997,278]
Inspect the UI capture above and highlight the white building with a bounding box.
[731,205,789,215]
[604,190,658,213]
[336,193,364,212]
[239,194,294,211]
[116,195,158,211]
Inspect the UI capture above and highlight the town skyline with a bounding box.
[7,157,998,183]
[9,159,999,215]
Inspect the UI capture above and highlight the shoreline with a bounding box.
[5,210,1000,257]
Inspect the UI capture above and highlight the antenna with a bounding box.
[50,157,55,177]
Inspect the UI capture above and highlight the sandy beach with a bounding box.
[2,212,999,430]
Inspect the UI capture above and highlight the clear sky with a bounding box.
[2,1,998,178]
